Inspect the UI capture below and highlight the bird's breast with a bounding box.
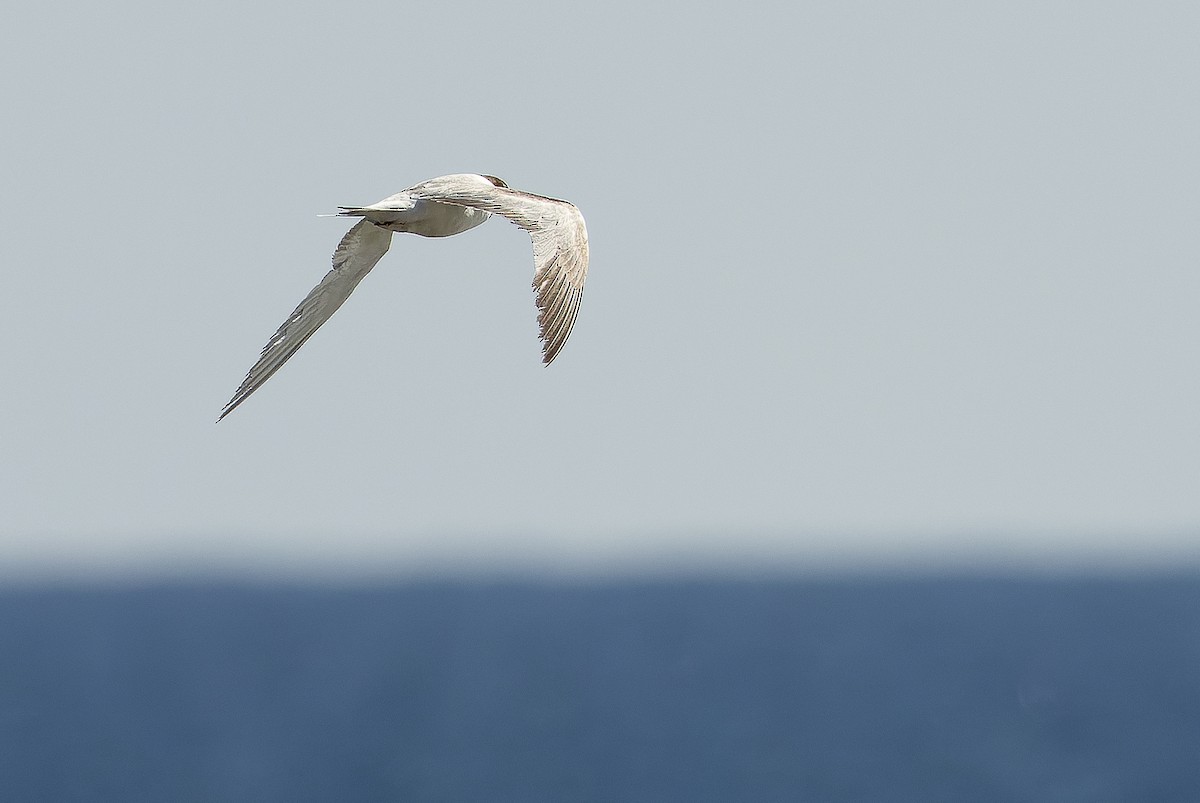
[406,200,491,238]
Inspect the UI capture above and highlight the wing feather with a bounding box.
[218,220,392,420]
[408,176,589,364]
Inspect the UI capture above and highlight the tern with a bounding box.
[218,174,588,421]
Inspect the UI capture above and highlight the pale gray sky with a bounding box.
[2,2,1198,576]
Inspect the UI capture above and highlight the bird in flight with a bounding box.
[218,174,589,421]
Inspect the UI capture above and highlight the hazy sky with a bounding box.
[2,2,1198,576]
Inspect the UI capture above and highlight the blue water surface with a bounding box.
[1,575,1198,801]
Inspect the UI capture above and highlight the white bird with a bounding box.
[219,173,589,421]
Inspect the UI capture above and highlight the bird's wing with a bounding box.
[408,176,589,364]
[218,220,392,420]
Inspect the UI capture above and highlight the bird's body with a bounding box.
[343,193,492,237]
[218,174,588,421]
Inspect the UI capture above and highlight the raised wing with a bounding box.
[408,175,589,364]
[218,220,392,420]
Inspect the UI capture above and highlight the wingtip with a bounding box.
[216,399,238,423]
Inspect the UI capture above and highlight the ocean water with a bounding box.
[1,575,1198,801]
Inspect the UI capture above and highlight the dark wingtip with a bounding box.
[216,395,241,422]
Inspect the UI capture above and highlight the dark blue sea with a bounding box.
[2,575,1199,801]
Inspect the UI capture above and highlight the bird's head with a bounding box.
[481,175,508,188]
